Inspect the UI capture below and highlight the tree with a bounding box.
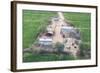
[55,42,64,52]
[54,42,64,59]
[79,43,91,59]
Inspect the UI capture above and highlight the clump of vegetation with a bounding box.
[79,43,91,59]
[54,42,64,52]
[23,52,76,62]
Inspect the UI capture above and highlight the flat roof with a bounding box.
[61,26,73,29]
[39,38,52,41]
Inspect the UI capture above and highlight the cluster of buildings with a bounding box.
[60,25,81,56]
[37,15,81,57]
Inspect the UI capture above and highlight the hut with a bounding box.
[39,36,53,46]
[61,25,80,40]
[61,26,74,33]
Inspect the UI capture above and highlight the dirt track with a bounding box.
[52,12,65,43]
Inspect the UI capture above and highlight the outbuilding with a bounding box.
[39,36,53,46]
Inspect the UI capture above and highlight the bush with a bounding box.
[79,43,91,59]
[54,42,64,53]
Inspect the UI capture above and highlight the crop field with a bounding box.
[23,10,91,62]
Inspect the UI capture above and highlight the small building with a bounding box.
[51,16,60,24]
[51,16,59,21]
[39,36,53,46]
[61,25,80,40]
[61,26,74,33]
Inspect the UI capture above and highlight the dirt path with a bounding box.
[52,12,65,43]
[52,20,63,43]
[58,12,65,20]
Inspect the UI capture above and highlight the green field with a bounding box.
[23,10,56,48]
[23,52,75,62]
[23,10,91,62]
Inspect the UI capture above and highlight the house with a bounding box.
[61,25,74,33]
[51,16,59,21]
[61,25,80,40]
[60,26,74,37]
[39,36,53,46]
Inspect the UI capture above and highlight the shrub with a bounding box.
[79,43,91,59]
[54,42,64,52]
